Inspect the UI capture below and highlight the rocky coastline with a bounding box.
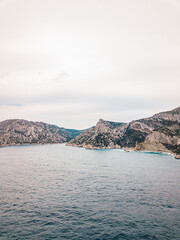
[67,107,180,159]
[0,119,82,147]
[0,107,179,159]
[67,143,179,159]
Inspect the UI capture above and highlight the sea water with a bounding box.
[0,144,179,240]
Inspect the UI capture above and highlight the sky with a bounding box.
[0,0,180,129]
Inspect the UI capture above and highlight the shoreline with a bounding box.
[0,142,179,159]
[66,143,179,159]
[0,142,65,148]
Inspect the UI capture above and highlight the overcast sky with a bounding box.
[0,0,180,129]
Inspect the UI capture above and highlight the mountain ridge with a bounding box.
[0,107,179,158]
[0,119,83,147]
[67,107,180,158]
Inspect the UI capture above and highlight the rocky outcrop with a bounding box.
[67,107,180,158]
[0,119,82,147]
[152,107,180,122]
[0,108,179,158]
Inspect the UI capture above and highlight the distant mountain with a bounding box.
[67,107,180,158]
[0,108,179,158]
[0,119,82,147]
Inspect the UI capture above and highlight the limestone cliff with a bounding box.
[0,119,82,147]
[1,108,179,158]
[67,107,180,158]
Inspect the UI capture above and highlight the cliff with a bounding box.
[0,119,82,147]
[67,107,180,158]
[1,108,179,158]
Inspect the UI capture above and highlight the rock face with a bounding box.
[67,107,180,158]
[0,107,179,158]
[0,119,82,147]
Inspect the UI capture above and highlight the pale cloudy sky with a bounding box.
[0,0,180,129]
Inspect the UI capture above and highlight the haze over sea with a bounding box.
[0,144,179,240]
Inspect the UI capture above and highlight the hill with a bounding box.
[0,119,82,147]
[67,107,180,158]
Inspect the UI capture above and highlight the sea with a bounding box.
[0,144,179,240]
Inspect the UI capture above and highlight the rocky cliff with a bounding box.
[67,107,180,158]
[1,108,179,158]
[0,119,82,147]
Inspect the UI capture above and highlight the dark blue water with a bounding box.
[0,144,179,240]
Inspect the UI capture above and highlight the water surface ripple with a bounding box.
[0,144,179,239]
